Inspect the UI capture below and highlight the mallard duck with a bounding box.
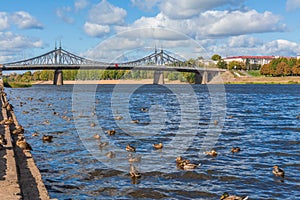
[6,103,13,111]
[181,163,200,170]
[176,156,190,165]
[4,117,14,125]
[42,135,53,142]
[128,156,142,163]
[0,135,7,146]
[90,122,96,127]
[220,192,248,200]
[32,132,39,137]
[115,116,123,120]
[141,108,148,112]
[153,142,163,149]
[272,165,284,178]
[205,149,218,156]
[16,137,32,151]
[130,165,141,178]
[99,142,109,149]
[106,151,116,159]
[213,120,218,125]
[93,134,101,139]
[43,120,50,125]
[106,130,116,135]
[126,144,136,152]
[12,125,24,135]
[130,120,139,123]
[231,147,241,153]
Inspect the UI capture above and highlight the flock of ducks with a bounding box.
[0,92,289,199]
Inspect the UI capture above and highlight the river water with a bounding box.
[6,84,300,199]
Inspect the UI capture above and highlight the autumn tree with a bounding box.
[260,64,271,76]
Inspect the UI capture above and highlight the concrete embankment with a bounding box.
[0,80,50,200]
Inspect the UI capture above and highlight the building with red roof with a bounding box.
[223,55,276,65]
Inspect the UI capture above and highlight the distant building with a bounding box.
[223,56,275,65]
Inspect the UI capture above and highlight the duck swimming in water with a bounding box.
[130,165,141,179]
[220,192,248,200]
[153,142,163,149]
[42,135,53,142]
[180,163,200,170]
[106,130,116,135]
[114,116,123,120]
[126,144,136,152]
[272,165,284,178]
[231,147,241,153]
[205,149,218,156]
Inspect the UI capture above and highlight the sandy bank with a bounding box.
[33,72,300,85]
[33,79,187,85]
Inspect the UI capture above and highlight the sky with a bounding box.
[1,0,300,63]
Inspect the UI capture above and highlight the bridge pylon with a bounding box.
[53,69,63,85]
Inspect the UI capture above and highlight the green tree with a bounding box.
[211,54,221,61]
[228,61,245,70]
[217,59,227,69]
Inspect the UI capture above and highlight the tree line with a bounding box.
[212,54,300,76]
[4,70,198,83]
[260,57,300,76]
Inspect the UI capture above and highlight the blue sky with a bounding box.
[1,0,300,63]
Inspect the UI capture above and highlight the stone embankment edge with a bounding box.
[0,79,50,200]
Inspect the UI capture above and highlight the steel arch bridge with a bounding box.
[0,46,225,85]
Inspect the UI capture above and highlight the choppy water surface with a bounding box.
[6,84,300,199]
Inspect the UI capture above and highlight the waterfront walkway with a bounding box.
[0,81,50,200]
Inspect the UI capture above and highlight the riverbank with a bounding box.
[0,80,50,199]
[33,73,300,85]
[33,79,186,85]
[216,71,300,84]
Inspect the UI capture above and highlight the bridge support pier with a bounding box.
[53,69,63,85]
[201,71,208,84]
[153,71,164,84]
[194,72,202,84]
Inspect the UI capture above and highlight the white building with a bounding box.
[223,56,275,65]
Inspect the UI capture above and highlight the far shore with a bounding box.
[33,79,187,85]
[32,72,300,85]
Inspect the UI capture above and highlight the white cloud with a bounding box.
[56,7,74,24]
[286,0,300,11]
[159,0,243,19]
[207,37,300,58]
[88,0,127,25]
[0,12,9,30]
[201,10,286,37]
[115,10,286,40]
[130,0,161,11]
[75,0,90,11]
[82,36,145,62]
[0,31,44,62]
[262,39,300,56]
[228,35,262,48]
[0,11,43,30]
[11,11,43,29]
[84,22,110,37]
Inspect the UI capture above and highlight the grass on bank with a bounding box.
[247,70,262,77]
[226,81,300,84]
[3,80,32,88]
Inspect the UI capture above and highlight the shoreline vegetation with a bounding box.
[2,70,300,88]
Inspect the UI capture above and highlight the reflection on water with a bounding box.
[7,84,300,199]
